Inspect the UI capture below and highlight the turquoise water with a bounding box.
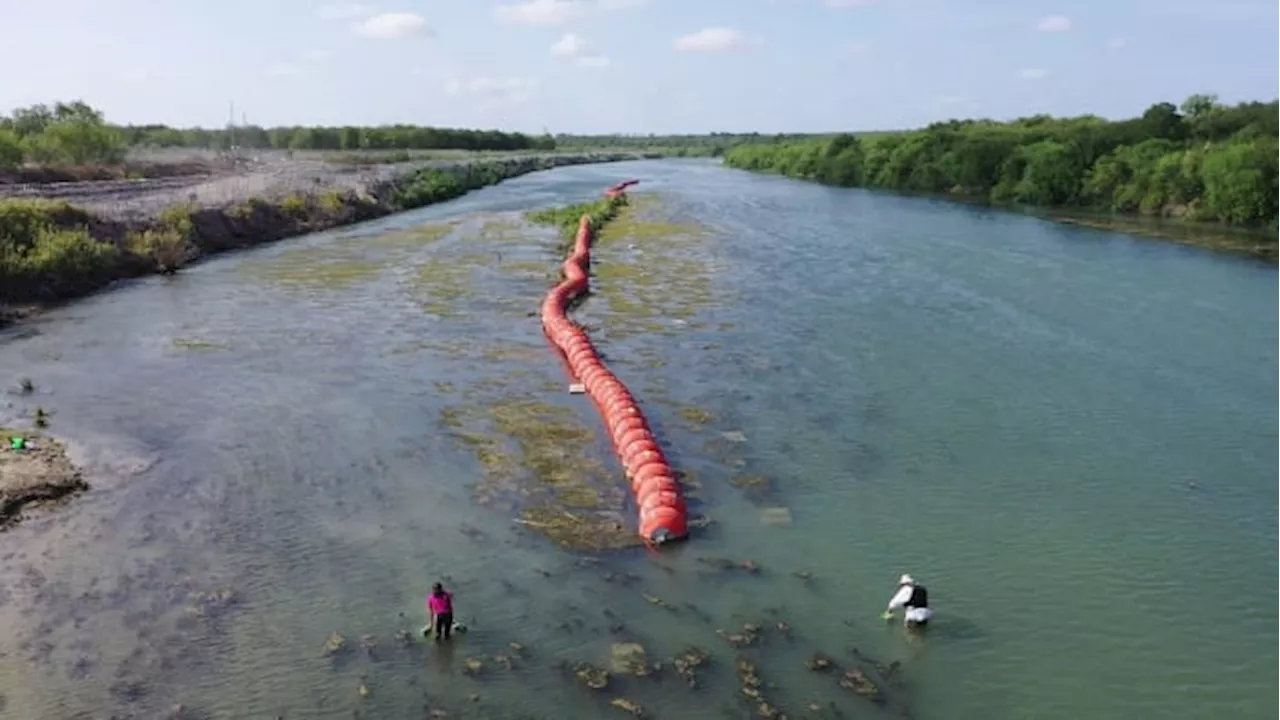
[0,159,1275,719]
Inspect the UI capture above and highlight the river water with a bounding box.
[0,159,1275,720]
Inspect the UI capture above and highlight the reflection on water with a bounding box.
[0,160,1275,720]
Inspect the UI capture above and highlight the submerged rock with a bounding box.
[671,646,710,688]
[839,667,881,701]
[610,642,650,676]
[574,661,610,690]
[322,632,346,656]
[611,697,647,717]
[806,653,832,672]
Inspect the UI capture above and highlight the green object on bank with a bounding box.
[9,436,25,450]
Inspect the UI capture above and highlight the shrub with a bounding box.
[318,189,347,214]
[0,129,23,170]
[126,227,190,273]
[0,198,118,300]
[280,192,310,218]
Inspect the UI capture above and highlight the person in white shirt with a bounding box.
[885,574,932,628]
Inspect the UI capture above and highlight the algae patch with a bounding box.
[239,247,384,290]
[584,194,726,341]
[171,338,230,351]
[439,393,639,551]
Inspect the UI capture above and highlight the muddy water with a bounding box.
[0,160,1275,720]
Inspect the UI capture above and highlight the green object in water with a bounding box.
[881,611,894,621]
[9,437,24,450]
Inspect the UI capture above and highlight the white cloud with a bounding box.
[445,75,539,106]
[301,49,331,62]
[1107,37,1127,50]
[493,0,585,26]
[551,33,586,57]
[353,12,430,39]
[317,3,375,21]
[1019,68,1049,80]
[549,33,610,68]
[824,0,876,7]
[673,27,746,52]
[1035,15,1072,32]
[596,0,647,9]
[845,41,872,56]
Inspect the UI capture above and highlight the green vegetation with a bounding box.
[527,194,628,247]
[0,100,549,175]
[118,121,550,153]
[0,199,119,299]
[724,95,1279,235]
[1,157,615,305]
[0,101,126,169]
[553,132,823,157]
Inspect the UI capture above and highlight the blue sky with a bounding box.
[3,0,1276,134]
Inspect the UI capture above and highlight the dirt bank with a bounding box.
[0,152,645,320]
[0,151,650,223]
[0,429,87,530]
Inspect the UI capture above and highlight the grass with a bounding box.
[527,194,628,249]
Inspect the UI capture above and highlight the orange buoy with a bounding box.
[537,181,689,546]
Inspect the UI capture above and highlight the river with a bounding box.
[0,159,1275,720]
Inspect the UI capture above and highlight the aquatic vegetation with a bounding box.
[358,221,455,249]
[577,195,727,342]
[479,217,523,240]
[527,195,626,247]
[438,393,639,550]
[239,246,385,290]
[170,337,230,351]
[677,406,716,426]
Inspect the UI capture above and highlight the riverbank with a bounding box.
[721,97,1278,261]
[0,152,644,324]
[0,428,87,530]
[725,160,1279,263]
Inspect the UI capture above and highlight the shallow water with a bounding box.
[0,159,1275,720]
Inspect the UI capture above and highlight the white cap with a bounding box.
[898,574,914,585]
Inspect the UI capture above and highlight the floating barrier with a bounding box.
[540,181,689,546]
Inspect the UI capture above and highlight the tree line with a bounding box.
[552,132,819,157]
[723,95,1278,227]
[0,100,555,168]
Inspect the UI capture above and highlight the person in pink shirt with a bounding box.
[426,582,455,640]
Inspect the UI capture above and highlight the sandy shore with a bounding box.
[0,429,87,530]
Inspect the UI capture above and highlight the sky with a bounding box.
[2,0,1277,134]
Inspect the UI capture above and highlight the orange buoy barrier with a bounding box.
[540,181,689,546]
